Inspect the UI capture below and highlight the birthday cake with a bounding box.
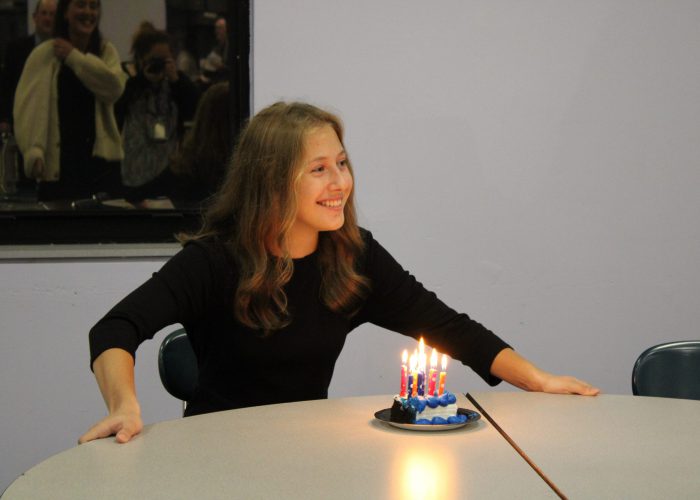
[390,392,466,425]
[389,339,468,425]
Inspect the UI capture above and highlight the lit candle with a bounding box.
[411,352,419,397]
[438,354,448,395]
[400,350,408,397]
[407,353,416,397]
[428,348,438,396]
[417,338,426,396]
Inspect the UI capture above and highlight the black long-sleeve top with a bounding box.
[89,230,510,416]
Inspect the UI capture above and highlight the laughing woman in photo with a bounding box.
[13,0,125,201]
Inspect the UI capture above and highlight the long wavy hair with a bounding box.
[53,0,103,56]
[184,102,371,333]
[170,81,232,193]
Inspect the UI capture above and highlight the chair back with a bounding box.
[632,340,700,400]
[158,328,198,402]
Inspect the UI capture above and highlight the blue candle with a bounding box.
[406,372,414,398]
[417,372,425,396]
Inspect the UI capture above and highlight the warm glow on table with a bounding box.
[390,444,457,500]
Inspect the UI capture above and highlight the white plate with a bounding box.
[374,407,480,431]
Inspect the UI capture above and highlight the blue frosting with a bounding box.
[407,397,427,412]
[400,391,462,425]
[447,414,468,424]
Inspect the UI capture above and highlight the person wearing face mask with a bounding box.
[116,22,199,192]
[0,0,57,134]
[80,101,599,445]
[12,0,125,201]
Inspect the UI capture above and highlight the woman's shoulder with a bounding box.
[355,227,403,272]
[358,226,373,245]
[182,235,234,269]
[95,39,121,65]
[100,39,119,56]
[26,40,54,62]
[356,226,383,267]
[182,235,225,256]
[359,226,383,255]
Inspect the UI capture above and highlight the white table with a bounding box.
[2,394,557,499]
[468,391,700,499]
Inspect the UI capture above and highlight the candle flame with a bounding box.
[419,337,425,356]
[441,354,448,371]
[402,349,408,364]
[409,353,416,371]
[430,348,438,368]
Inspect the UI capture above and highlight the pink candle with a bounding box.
[400,350,408,397]
[428,369,437,396]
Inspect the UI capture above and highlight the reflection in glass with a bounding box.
[1,0,234,214]
[117,22,199,195]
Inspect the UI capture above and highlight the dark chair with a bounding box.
[632,340,700,400]
[158,328,198,412]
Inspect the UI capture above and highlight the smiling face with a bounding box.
[33,0,57,40]
[287,124,353,256]
[65,0,99,40]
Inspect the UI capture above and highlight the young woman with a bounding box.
[13,0,125,201]
[116,23,199,191]
[80,102,599,444]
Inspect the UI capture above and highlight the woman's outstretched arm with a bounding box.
[490,348,600,396]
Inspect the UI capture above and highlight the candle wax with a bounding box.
[438,372,446,396]
[400,365,408,397]
[428,368,437,396]
[417,372,425,396]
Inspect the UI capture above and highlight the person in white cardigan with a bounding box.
[13,0,125,200]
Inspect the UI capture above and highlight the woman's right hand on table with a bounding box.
[80,348,143,444]
[79,407,143,444]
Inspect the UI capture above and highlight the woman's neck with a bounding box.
[267,230,319,259]
[69,31,91,53]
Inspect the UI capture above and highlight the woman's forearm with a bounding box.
[80,348,143,444]
[490,348,600,396]
[92,348,141,414]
